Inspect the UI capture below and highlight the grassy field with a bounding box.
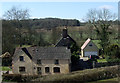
[19,45,32,47]
[88,77,119,83]
[97,59,107,63]
[1,66,12,71]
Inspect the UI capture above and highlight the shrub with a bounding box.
[2,74,39,82]
[105,44,120,59]
[2,74,22,82]
[107,59,120,63]
[37,65,120,83]
[2,66,120,82]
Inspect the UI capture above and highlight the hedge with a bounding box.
[2,74,39,82]
[35,65,120,82]
[2,65,120,82]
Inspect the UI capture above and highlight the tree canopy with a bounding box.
[86,8,117,53]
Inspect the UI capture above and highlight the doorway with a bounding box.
[37,67,41,75]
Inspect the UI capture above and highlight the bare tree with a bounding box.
[3,6,30,47]
[86,8,117,53]
[3,6,30,20]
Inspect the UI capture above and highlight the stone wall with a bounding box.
[12,52,71,75]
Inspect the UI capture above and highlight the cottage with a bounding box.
[81,38,99,58]
[12,47,71,75]
[56,28,76,49]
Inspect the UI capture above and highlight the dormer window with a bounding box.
[89,44,92,46]
[36,49,38,52]
[55,59,59,65]
[19,56,24,61]
[37,59,41,64]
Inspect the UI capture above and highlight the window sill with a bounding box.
[19,61,25,62]
[55,64,59,65]
[45,72,50,74]
[19,71,26,73]
[54,72,60,73]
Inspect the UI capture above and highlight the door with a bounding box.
[37,67,41,75]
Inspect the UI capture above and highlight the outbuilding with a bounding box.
[81,38,99,58]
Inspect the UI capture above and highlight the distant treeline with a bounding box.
[2,18,81,29]
[29,18,80,29]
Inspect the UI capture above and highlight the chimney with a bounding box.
[63,28,68,38]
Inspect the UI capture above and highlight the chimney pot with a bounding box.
[63,28,68,38]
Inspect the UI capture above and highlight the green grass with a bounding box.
[21,45,32,47]
[97,59,107,63]
[99,78,118,81]
[1,66,12,71]
[88,77,119,83]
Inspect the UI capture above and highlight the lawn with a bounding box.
[97,59,107,63]
[88,77,119,83]
[20,45,32,47]
[1,66,12,71]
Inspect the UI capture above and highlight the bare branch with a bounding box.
[3,6,30,20]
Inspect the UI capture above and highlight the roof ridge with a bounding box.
[81,38,91,50]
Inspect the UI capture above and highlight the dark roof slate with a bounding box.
[56,35,76,48]
[13,47,71,60]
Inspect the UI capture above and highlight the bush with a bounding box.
[105,44,120,59]
[108,59,120,63]
[2,74,39,82]
[35,65,120,82]
[2,66,120,82]
[2,74,22,82]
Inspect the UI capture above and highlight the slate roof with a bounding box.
[56,29,76,48]
[13,47,71,60]
[56,36,76,46]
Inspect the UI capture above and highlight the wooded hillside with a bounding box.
[2,18,119,56]
[19,18,80,29]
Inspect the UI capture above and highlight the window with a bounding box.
[37,67,41,74]
[89,44,92,46]
[37,59,41,64]
[55,59,59,64]
[19,56,24,61]
[36,49,38,52]
[45,67,49,73]
[19,67,25,72]
[53,67,60,73]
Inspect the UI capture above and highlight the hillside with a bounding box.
[2,18,119,56]
[20,18,81,29]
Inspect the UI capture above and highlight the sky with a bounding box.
[0,1,118,22]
